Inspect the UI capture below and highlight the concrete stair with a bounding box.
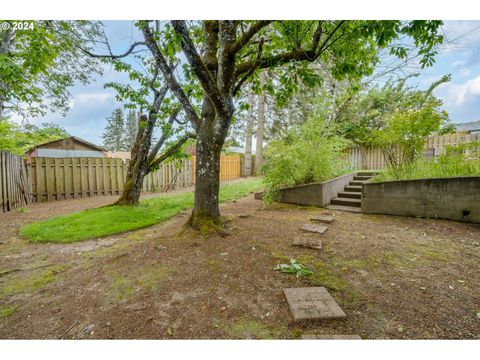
[325,171,378,212]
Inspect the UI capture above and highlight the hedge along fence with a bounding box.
[345,133,480,170]
[30,155,241,203]
[0,151,32,212]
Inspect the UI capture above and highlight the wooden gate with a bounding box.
[0,151,31,212]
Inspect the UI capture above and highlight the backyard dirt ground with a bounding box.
[1,192,479,339]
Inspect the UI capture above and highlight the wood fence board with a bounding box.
[23,154,240,203]
[0,151,31,212]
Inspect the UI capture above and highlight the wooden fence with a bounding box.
[0,151,31,212]
[191,154,241,183]
[426,133,480,155]
[30,157,195,202]
[345,133,480,170]
[345,146,386,170]
[29,155,240,203]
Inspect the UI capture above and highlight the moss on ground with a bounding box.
[206,259,222,273]
[81,241,136,260]
[0,265,67,299]
[107,264,174,303]
[0,305,16,318]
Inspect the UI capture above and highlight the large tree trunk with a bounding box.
[243,86,255,176]
[190,98,225,228]
[253,71,266,174]
[115,115,153,205]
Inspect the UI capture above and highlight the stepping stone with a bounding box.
[302,334,361,340]
[283,287,346,322]
[301,223,328,234]
[292,237,323,250]
[310,215,335,224]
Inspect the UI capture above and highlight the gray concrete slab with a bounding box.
[301,223,328,234]
[310,215,335,224]
[283,287,346,321]
[292,237,323,250]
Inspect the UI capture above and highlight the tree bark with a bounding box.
[253,71,266,175]
[243,86,255,176]
[190,97,224,227]
[115,114,153,205]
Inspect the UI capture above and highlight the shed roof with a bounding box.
[25,136,107,154]
[455,120,480,133]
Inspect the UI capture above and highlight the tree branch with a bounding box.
[171,20,230,118]
[146,108,181,164]
[315,20,345,56]
[232,38,264,96]
[231,20,272,54]
[140,22,201,130]
[234,21,346,78]
[151,85,168,113]
[147,132,196,173]
[77,41,146,59]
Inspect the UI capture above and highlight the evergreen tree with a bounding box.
[102,108,125,151]
[122,110,138,151]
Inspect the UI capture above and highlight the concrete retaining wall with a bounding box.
[274,173,355,207]
[362,176,480,223]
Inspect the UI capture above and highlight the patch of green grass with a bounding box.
[0,305,16,318]
[107,264,173,303]
[0,265,67,298]
[226,319,286,339]
[109,275,135,303]
[21,178,264,243]
[295,254,365,304]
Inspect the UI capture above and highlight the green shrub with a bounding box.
[374,150,480,182]
[261,116,351,203]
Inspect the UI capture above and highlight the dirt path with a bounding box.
[1,195,479,339]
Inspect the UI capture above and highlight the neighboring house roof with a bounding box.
[106,151,132,161]
[455,120,480,133]
[25,136,107,154]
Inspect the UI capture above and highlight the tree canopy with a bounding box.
[0,119,69,155]
[0,20,102,119]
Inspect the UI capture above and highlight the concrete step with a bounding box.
[349,180,366,186]
[330,197,361,207]
[325,204,362,213]
[356,171,378,177]
[344,185,362,192]
[353,176,371,181]
[338,191,361,199]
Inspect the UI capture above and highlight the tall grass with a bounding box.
[374,154,480,182]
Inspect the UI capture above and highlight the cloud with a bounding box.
[441,75,480,106]
[440,21,480,65]
[75,92,115,105]
[459,68,471,77]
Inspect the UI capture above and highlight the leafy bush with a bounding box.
[371,105,447,179]
[261,115,351,203]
